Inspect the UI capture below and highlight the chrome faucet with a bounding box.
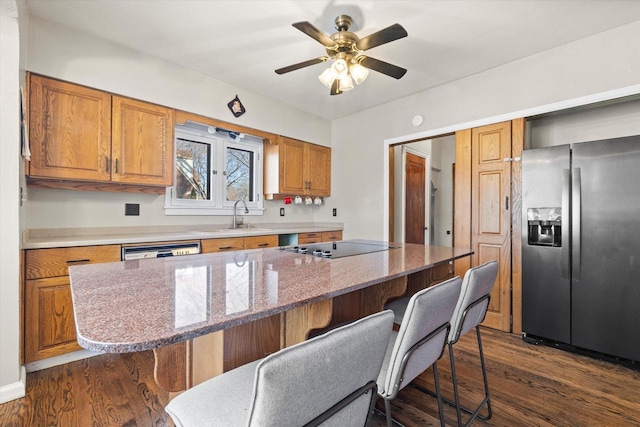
[233,199,249,229]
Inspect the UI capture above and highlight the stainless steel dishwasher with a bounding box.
[121,241,201,260]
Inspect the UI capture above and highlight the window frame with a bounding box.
[164,123,264,216]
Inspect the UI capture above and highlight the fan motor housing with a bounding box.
[328,31,359,55]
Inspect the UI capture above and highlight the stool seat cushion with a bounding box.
[385,297,410,325]
[165,359,260,427]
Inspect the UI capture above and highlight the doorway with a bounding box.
[389,135,456,245]
[405,151,426,244]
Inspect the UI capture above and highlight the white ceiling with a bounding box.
[24,0,640,120]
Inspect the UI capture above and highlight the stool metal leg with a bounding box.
[449,326,492,427]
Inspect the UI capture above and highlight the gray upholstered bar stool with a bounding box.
[376,276,462,427]
[165,310,394,427]
[385,261,499,427]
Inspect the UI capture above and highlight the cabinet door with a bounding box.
[307,143,331,196]
[25,276,83,362]
[111,96,174,186]
[298,232,323,244]
[244,235,278,249]
[28,75,112,181]
[201,238,244,253]
[279,137,306,194]
[25,245,121,279]
[322,230,342,242]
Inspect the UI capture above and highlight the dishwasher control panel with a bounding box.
[121,241,201,260]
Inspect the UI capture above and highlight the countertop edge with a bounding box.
[22,223,344,249]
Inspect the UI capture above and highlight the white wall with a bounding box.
[433,136,455,247]
[529,98,640,148]
[325,21,640,240]
[0,0,25,403]
[23,15,333,230]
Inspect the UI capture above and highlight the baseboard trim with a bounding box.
[25,349,103,373]
[0,366,26,404]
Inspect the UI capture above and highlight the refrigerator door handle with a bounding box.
[561,169,571,279]
[572,168,581,281]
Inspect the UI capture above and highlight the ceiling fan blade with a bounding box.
[292,21,336,48]
[275,57,327,75]
[330,79,342,96]
[355,23,408,51]
[359,56,407,79]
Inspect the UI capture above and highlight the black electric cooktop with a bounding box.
[280,241,397,259]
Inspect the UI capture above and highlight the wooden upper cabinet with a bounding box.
[307,142,331,196]
[111,96,174,186]
[27,74,174,190]
[279,137,306,194]
[264,136,331,198]
[28,75,112,181]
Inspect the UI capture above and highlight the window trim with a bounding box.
[164,123,264,216]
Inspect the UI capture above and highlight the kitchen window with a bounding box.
[164,122,264,215]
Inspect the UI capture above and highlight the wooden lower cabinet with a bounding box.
[24,276,82,362]
[299,230,342,244]
[244,235,278,249]
[201,235,279,253]
[23,245,121,363]
[298,232,323,244]
[201,237,244,253]
[322,230,342,242]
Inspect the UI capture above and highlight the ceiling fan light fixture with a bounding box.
[349,62,369,85]
[318,67,337,88]
[339,74,354,91]
[276,15,408,96]
[332,58,349,77]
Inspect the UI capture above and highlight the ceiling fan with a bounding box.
[275,15,408,95]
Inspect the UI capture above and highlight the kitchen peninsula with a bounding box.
[68,241,472,394]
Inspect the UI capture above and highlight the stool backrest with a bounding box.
[448,261,499,344]
[247,310,394,427]
[381,277,462,399]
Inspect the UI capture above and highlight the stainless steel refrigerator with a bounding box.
[521,135,640,363]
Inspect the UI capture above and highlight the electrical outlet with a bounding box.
[280,208,285,216]
[332,208,337,217]
[125,203,140,216]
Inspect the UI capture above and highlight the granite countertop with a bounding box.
[22,222,344,249]
[68,241,472,353]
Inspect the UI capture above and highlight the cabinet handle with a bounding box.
[219,246,233,250]
[66,259,91,264]
[106,157,110,172]
[115,158,119,174]
[505,196,510,211]
[258,243,269,247]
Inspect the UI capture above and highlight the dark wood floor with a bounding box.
[1,327,638,426]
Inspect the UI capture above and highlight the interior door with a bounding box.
[472,121,512,331]
[405,152,426,244]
